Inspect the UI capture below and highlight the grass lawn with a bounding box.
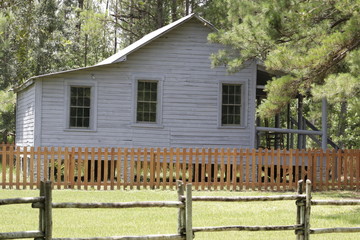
[0,189,359,240]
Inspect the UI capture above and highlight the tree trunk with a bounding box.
[156,0,164,28]
[171,0,177,22]
[185,0,190,15]
[337,101,347,148]
[114,0,118,53]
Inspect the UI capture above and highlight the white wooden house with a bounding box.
[16,14,327,150]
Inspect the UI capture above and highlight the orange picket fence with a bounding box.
[0,145,359,191]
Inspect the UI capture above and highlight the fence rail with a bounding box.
[1,180,359,240]
[1,145,359,190]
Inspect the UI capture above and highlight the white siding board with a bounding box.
[18,18,257,148]
[16,84,36,146]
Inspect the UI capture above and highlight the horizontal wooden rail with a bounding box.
[191,195,306,202]
[310,227,360,234]
[52,234,185,240]
[0,230,44,239]
[0,197,44,206]
[32,201,184,209]
[193,224,303,232]
[311,200,360,205]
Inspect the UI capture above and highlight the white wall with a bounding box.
[32,18,257,148]
[15,84,35,146]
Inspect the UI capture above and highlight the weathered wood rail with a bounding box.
[1,180,360,239]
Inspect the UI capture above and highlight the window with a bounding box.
[221,83,242,126]
[69,86,91,128]
[136,80,158,123]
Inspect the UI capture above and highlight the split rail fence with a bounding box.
[1,180,360,240]
[1,145,359,191]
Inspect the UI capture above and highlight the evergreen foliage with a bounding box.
[0,0,358,147]
[210,0,360,148]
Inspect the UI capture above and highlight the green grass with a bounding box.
[0,189,359,240]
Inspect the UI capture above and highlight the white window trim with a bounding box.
[64,80,97,132]
[218,80,248,129]
[131,73,164,128]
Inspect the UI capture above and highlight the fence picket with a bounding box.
[257,149,263,190]
[162,148,167,190]
[149,148,154,189]
[9,147,15,189]
[289,149,293,190]
[349,150,354,190]
[207,149,212,190]
[103,148,109,190]
[169,148,174,190]
[194,148,199,191]
[143,148,148,189]
[232,148,237,191]
[319,150,324,190]
[238,149,244,190]
[183,148,188,186]
[220,148,225,190]
[201,148,206,191]
[225,149,231,190]
[245,149,250,190]
[83,148,88,190]
[156,148,161,189]
[124,148,129,189]
[1,145,6,189]
[23,147,28,189]
[213,148,219,190]
[344,150,348,190]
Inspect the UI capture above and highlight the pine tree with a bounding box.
[210,0,360,148]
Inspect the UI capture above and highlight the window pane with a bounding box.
[144,91,151,101]
[70,117,76,127]
[151,92,157,101]
[84,108,90,117]
[150,103,156,112]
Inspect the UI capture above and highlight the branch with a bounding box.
[330,16,351,29]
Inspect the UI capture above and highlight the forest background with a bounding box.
[1,0,359,148]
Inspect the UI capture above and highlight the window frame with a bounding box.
[218,80,248,129]
[64,80,97,132]
[132,74,163,128]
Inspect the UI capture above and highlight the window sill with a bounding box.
[131,123,164,129]
[218,125,247,129]
[64,128,97,132]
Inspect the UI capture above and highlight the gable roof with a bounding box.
[97,13,216,65]
[15,14,215,92]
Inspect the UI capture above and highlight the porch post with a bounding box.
[321,98,328,150]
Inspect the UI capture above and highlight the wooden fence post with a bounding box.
[44,181,52,240]
[177,181,185,236]
[304,179,312,240]
[39,181,45,235]
[296,180,304,240]
[186,184,193,240]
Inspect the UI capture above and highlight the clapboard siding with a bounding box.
[18,18,257,148]
[15,84,35,146]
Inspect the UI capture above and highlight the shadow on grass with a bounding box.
[314,191,360,199]
[314,207,360,225]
